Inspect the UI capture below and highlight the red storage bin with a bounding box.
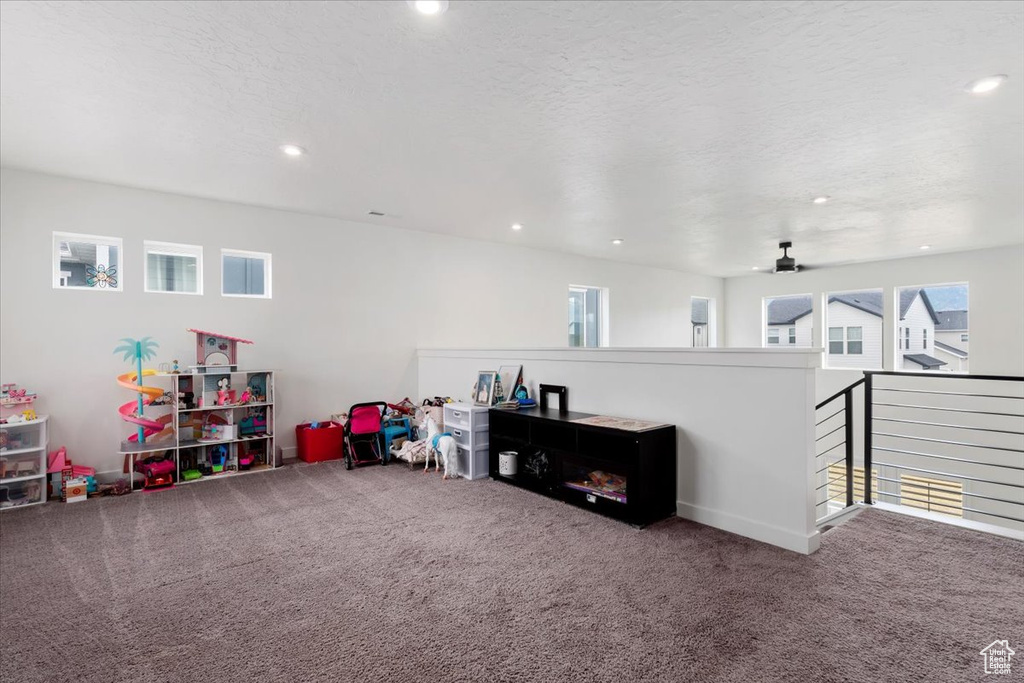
[296,421,345,463]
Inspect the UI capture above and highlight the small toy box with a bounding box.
[296,421,345,463]
[65,479,88,503]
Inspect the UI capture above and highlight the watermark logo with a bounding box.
[980,640,1015,675]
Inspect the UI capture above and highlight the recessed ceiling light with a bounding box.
[812,196,830,204]
[511,223,522,231]
[611,239,623,245]
[280,144,306,157]
[965,74,1008,95]
[920,245,931,250]
[751,266,760,271]
[409,0,448,15]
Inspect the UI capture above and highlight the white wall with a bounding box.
[0,169,723,474]
[726,246,1024,384]
[418,347,822,554]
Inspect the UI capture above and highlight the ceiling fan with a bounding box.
[765,241,815,274]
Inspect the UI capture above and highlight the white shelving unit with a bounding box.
[1,416,49,510]
[118,370,276,490]
[443,403,489,480]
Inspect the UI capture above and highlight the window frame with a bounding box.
[846,326,863,355]
[767,328,780,345]
[52,231,123,292]
[827,327,844,355]
[567,284,609,348]
[144,241,203,296]
[221,248,272,299]
[895,281,969,373]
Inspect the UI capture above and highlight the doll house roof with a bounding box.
[186,329,254,344]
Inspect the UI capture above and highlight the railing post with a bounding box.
[863,372,873,504]
[845,387,854,508]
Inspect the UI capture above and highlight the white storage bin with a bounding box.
[443,403,489,480]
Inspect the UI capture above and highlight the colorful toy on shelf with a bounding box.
[114,337,169,445]
[187,329,253,373]
[216,377,236,406]
[134,453,175,489]
[210,445,228,473]
[0,383,37,407]
[239,409,267,436]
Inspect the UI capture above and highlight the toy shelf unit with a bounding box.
[1,416,49,510]
[488,408,676,527]
[118,370,276,490]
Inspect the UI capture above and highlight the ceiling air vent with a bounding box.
[367,211,385,217]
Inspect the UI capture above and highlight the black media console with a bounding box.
[488,407,676,527]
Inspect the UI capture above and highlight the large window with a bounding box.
[763,295,812,348]
[824,289,882,369]
[145,241,202,294]
[53,232,122,291]
[897,283,968,372]
[568,285,606,347]
[222,249,271,298]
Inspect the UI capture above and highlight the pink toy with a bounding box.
[47,447,67,473]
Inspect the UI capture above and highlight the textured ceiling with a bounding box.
[1,1,1022,277]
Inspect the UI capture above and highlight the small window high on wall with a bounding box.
[568,285,606,347]
[825,289,882,369]
[53,232,122,291]
[763,294,812,348]
[690,297,716,347]
[896,283,968,372]
[222,249,271,298]
[145,241,202,295]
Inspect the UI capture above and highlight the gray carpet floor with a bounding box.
[2,463,1022,683]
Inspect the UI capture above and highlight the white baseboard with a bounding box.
[872,501,1024,542]
[676,501,820,555]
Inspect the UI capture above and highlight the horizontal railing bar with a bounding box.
[872,432,1024,454]
[815,408,845,426]
[873,460,1024,488]
[816,454,847,474]
[873,387,1024,400]
[872,402,1023,418]
[874,475,1023,507]
[873,491,1024,524]
[873,416,1024,436]
[816,476,846,492]
[866,371,1024,382]
[815,441,846,460]
[816,378,866,410]
[872,446,1024,471]
[816,423,846,443]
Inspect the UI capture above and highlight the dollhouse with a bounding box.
[187,329,254,372]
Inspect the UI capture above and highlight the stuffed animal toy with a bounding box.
[421,413,457,480]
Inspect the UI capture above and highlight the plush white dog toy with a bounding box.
[421,413,458,480]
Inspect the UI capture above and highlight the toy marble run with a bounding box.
[114,337,170,445]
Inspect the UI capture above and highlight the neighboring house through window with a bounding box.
[824,290,882,369]
[898,284,968,372]
[763,294,813,348]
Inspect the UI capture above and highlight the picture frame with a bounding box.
[497,364,523,403]
[473,371,497,406]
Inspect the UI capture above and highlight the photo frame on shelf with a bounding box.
[473,371,496,406]
[496,365,522,403]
